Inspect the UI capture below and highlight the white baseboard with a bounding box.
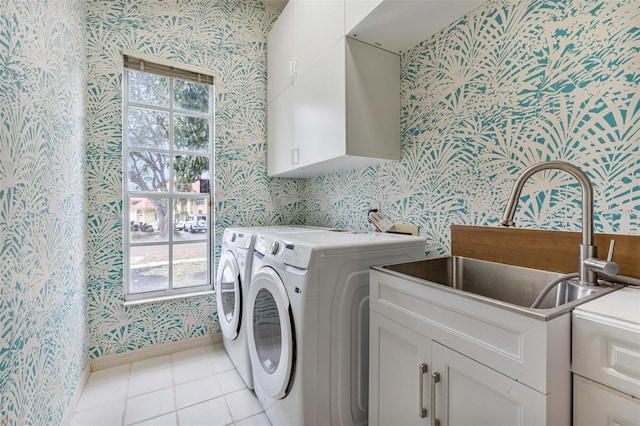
[89,333,223,371]
[61,363,91,426]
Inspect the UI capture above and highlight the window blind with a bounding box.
[124,54,214,85]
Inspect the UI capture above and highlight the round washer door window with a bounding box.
[247,266,294,399]
[216,251,241,340]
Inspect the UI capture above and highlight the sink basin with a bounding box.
[377,256,622,319]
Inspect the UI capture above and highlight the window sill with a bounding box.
[124,290,215,306]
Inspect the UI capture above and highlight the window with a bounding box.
[123,53,215,302]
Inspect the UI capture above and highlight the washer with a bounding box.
[215,225,330,389]
[247,230,426,425]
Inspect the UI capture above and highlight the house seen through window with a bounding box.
[123,54,214,301]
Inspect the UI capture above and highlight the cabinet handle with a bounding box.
[289,57,300,77]
[431,372,440,426]
[419,363,428,418]
[291,148,299,165]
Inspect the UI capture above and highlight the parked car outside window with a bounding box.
[184,214,207,233]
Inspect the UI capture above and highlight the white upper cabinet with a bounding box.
[346,0,485,54]
[295,0,345,74]
[345,0,383,34]
[267,0,401,178]
[267,0,484,177]
[267,1,295,104]
[267,0,345,105]
[268,36,401,178]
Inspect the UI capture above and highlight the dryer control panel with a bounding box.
[254,235,313,270]
[223,228,253,250]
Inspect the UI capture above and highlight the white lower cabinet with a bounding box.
[432,342,546,426]
[573,375,640,426]
[369,268,570,426]
[370,311,546,426]
[370,311,431,426]
[572,288,640,425]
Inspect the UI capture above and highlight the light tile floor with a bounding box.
[70,343,271,426]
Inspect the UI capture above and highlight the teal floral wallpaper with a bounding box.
[84,0,638,363]
[305,0,639,255]
[84,0,303,359]
[0,0,87,424]
[1,0,638,422]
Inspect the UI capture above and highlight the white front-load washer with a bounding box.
[216,225,331,389]
[247,230,426,426]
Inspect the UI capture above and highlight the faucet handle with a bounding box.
[588,239,620,278]
[607,239,615,262]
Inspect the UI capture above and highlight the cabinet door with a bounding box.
[294,39,346,168]
[369,311,431,426]
[431,342,546,426]
[267,88,296,176]
[295,0,345,75]
[345,0,383,33]
[267,0,295,104]
[574,375,640,426]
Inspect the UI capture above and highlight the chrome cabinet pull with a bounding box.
[419,363,428,418]
[431,372,440,426]
[291,148,299,165]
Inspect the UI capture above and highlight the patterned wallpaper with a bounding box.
[84,0,303,359]
[0,0,87,424]
[86,0,639,360]
[2,0,637,421]
[305,0,639,256]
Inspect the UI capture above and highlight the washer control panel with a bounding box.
[255,235,313,269]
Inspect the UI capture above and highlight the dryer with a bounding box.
[216,228,255,388]
[215,225,330,389]
[247,230,426,425]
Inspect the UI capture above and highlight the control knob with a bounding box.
[269,241,280,255]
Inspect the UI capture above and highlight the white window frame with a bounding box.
[122,52,215,303]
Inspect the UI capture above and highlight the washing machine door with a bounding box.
[247,266,294,399]
[216,250,242,340]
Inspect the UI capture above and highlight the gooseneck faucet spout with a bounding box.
[500,161,618,285]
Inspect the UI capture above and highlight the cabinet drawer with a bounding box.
[573,310,640,398]
[573,374,640,426]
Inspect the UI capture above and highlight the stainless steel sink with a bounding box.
[377,256,622,320]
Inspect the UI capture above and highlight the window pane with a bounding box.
[128,151,170,192]
[129,198,169,243]
[174,114,209,152]
[173,242,208,288]
[173,155,210,193]
[174,197,208,235]
[128,70,169,107]
[174,79,209,113]
[173,198,190,231]
[129,245,169,293]
[128,107,170,149]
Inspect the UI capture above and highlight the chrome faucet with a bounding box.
[500,161,618,285]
